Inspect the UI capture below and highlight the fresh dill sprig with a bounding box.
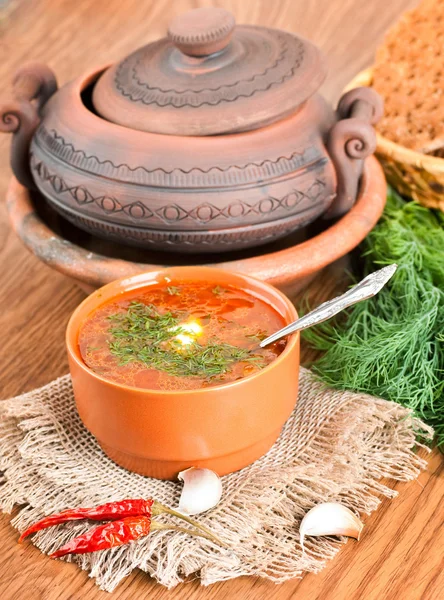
[166,286,180,296]
[245,330,268,343]
[303,189,444,447]
[107,301,265,380]
[212,286,225,296]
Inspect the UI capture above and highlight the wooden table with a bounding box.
[1,0,443,598]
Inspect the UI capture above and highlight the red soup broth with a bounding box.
[78,281,287,391]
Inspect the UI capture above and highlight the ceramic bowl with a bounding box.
[66,266,300,479]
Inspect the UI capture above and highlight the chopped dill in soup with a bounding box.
[78,282,286,390]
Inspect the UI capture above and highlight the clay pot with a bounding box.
[66,267,300,479]
[0,7,383,253]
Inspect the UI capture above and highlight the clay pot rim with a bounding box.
[6,156,387,290]
[66,265,299,397]
[57,65,324,146]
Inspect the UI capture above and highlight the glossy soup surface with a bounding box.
[78,281,287,390]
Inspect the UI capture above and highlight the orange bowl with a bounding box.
[66,266,300,479]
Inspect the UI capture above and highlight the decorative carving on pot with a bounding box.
[0,7,383,253]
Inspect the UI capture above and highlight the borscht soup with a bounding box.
[78,281,287,390]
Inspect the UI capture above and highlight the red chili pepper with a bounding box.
[19,499,154,542]
[19,498,225,549]
[50,517,223,558]
[50,516,152,558]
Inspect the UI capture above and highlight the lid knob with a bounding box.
[168,7,236,57]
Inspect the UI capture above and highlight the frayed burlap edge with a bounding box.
[0,368,433,592]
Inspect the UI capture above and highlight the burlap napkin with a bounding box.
[0,368,432,592]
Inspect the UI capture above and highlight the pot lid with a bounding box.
[92,7,327,136]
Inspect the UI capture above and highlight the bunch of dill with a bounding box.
[303,189,444,446]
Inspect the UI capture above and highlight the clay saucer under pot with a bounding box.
[5,156,386,296]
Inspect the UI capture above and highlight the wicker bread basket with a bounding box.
[347,68,444,212]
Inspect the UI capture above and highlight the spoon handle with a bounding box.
[259,264,397,348]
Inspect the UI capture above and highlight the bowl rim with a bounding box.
[65,265,300,397]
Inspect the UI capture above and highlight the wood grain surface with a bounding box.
[1,1,443,599]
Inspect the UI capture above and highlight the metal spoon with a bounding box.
[259,264,398,348]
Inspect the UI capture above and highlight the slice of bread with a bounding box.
[372,0,444,154]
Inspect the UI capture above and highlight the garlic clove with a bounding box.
[299,502,364,551]
[178,467,222,516]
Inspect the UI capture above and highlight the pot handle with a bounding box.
[0,64,57,190]
[325,87,383,218]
